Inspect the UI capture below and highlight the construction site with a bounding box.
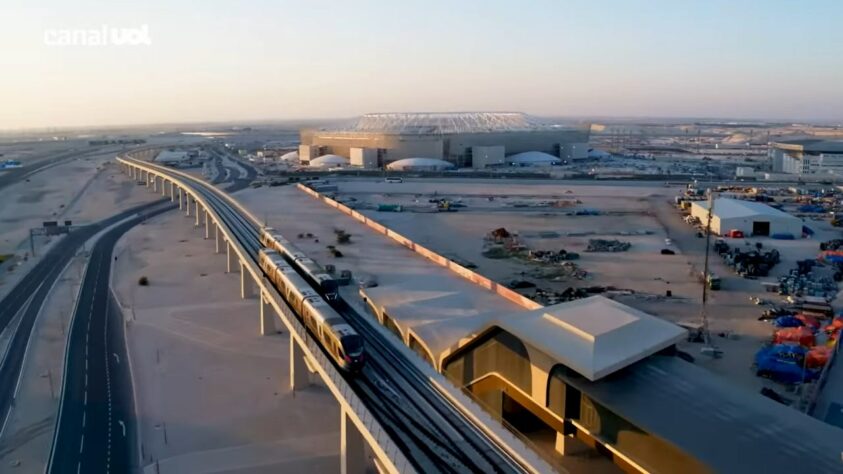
[287,177,843,408]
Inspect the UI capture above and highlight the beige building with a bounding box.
[299,112,590,169]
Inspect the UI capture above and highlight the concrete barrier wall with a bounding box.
[296,184,543,311]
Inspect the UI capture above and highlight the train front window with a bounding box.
[322,279,339,296]
[341,336,363,356]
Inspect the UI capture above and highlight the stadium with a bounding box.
[298,112,590,169]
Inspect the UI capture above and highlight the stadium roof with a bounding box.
[691,198,798,220]
[335,112,569,135]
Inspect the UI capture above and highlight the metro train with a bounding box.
[259,248,364,372]
[260,227,339,300]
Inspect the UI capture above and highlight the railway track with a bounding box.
[134,160,531,473]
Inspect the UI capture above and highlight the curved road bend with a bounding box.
[48,202,175,474]
[0,200,171,449]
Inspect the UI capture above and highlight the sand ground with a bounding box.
[111,209,341,473]
[0,153,160,300]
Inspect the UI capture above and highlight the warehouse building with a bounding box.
[690,198,802,237]
[299,112,590,169]
[769,139,843,175]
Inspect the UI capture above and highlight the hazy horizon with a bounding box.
[2,0,842,130]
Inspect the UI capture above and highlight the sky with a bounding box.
[1,0,841,129]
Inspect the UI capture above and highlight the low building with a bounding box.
[155,150,190,165]
[769,139,843,175]
[690,198,802,237]
[735,166,755,178]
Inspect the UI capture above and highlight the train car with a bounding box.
[259,249,364,372]
[260,227,339,300]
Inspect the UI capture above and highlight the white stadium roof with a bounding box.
[507,151,561,165]
[386,158,455,171]
[330,112,574,135]
[692,198,796,220]
[309,154,349,168]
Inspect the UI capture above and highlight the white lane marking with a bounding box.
[0,409,12,440]
[79,434,84,453]
[77,462,81,474]
[104,293,114,473]
[118,420,126,437]
[82,411,86,428]
[112,353,120,364]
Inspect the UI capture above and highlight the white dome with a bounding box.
[386,158,456,171]
[507,151,561,166]
[279,151,299,162]
[309,154,349,168]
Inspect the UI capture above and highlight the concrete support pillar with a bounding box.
[161,179,166,196]
[204,210,210,239]
[341,407,366,474]
[290,335,309,391]
[240,263,253,298]
[214,223,221,254]
[169,181,175,201]
[178,187,183,210]
[226,241,237,273]
[185,195,191,216]
[194,201,200,227]
[145,171,150,187]
[260,292,275,335]
[153,176,158,192]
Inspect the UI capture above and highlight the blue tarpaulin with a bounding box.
[755,345,819,384]
[774,316,804,328]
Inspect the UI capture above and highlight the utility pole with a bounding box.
[700,191,722,357]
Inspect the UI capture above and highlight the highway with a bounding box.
[0,147,118,192]
[0,200,171,440]
[48,202,175,474]
[125,158,529,473]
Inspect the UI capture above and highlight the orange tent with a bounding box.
[773,327,816,347]
[807,346,832,369]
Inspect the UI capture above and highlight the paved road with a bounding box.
[0,147,113,192]
[48,203,175,474]
[0,200,170,439]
